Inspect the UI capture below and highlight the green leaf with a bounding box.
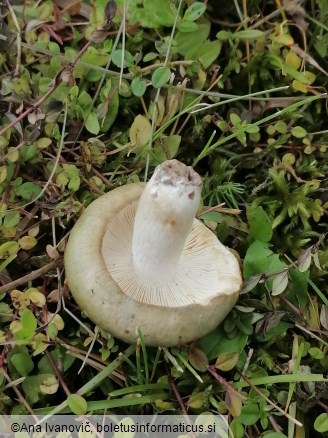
[258,321,293,342]
[48,42,60,55]
[68,176,80,192]
[151,66,171,88]
[131,77,147,97]
[275,121,287,134]
[80,47,109,67]
[15,182,42,200]
[271,271,289,296]
[111,49,134,68]
[198,327,248,360]
[291,126,307,138]
[260,433,287,438]
[129,115,152,147]
[233,30,265,40]
[178,21,198,32]
[236,318,253,335]
[289,268,309,307]
[237,403,261,425]
[308,347,325,359]
[0,241,19,257]
[11,352,34,377]
[226,387,242,417]
[21,309,37,333]
[143,52,158,62]
[99,91,119,132]
[21,143,38,162]
[230,113,241,125]
[215,352,239,371]
[85,112,100,135]
[247,206,273,243]
[78,90,93,107]
[188,347,208,372]
[184,2,207,22]
[230,420,244,438]
[0,254,17,272]
[22,374,55,404]
[243,241,287,286]
[194,40,222,68]
[314,413,328,432]
[128,0,175,28]
[176,23,210,56]
[298,248,312,272]
[4,211,20,228]
[38,347,75,374]
[162,135,181,158]
[245,124,259,134]
[14,309,38,343]
[240,274,262,294]
[67,394,88,415]
[0,165,7,183]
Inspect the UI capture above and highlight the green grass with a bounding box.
[0,0,328,436]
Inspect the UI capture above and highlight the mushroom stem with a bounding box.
[132,160,202,285]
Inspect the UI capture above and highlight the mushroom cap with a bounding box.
[64,183,242,346]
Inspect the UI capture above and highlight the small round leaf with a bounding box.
[67,394,87,415]
[131,77,147,97]
[151,66,171,88]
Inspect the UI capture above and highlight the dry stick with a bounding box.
[65,149,113,188]
[41,345,135,418]
[0,258,63,293]
[0,83,58,139]
[168,372,197,438]
[239,372,303,427]
[268,415,283,433]
[317,400,328,413]
[248,9,280,29]
[0,367,36,416]
[16,204,39,229]
[168,373,188,416]
[1,140,26,165]
[43,347,104,438]
[0,38,92,140]
[238,348,253,395]
[61,343,126,385]
[207,365,246,401]
[42,149,106,194]
[44,349,71,397]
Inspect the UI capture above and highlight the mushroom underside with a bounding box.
[65,183,242,346]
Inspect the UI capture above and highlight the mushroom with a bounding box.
[64,160,242,346]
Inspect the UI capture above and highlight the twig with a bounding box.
[0,367,36,416]
[0,83,58,138]
[0,258,63,293]
[207,365,245,400]
[168,371,197,438]
[0,35,91,140]
[168,373,188,416]
[44,350,71,396]
[239,372,303,427]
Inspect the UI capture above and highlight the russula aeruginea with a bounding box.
[65,160,242,346]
